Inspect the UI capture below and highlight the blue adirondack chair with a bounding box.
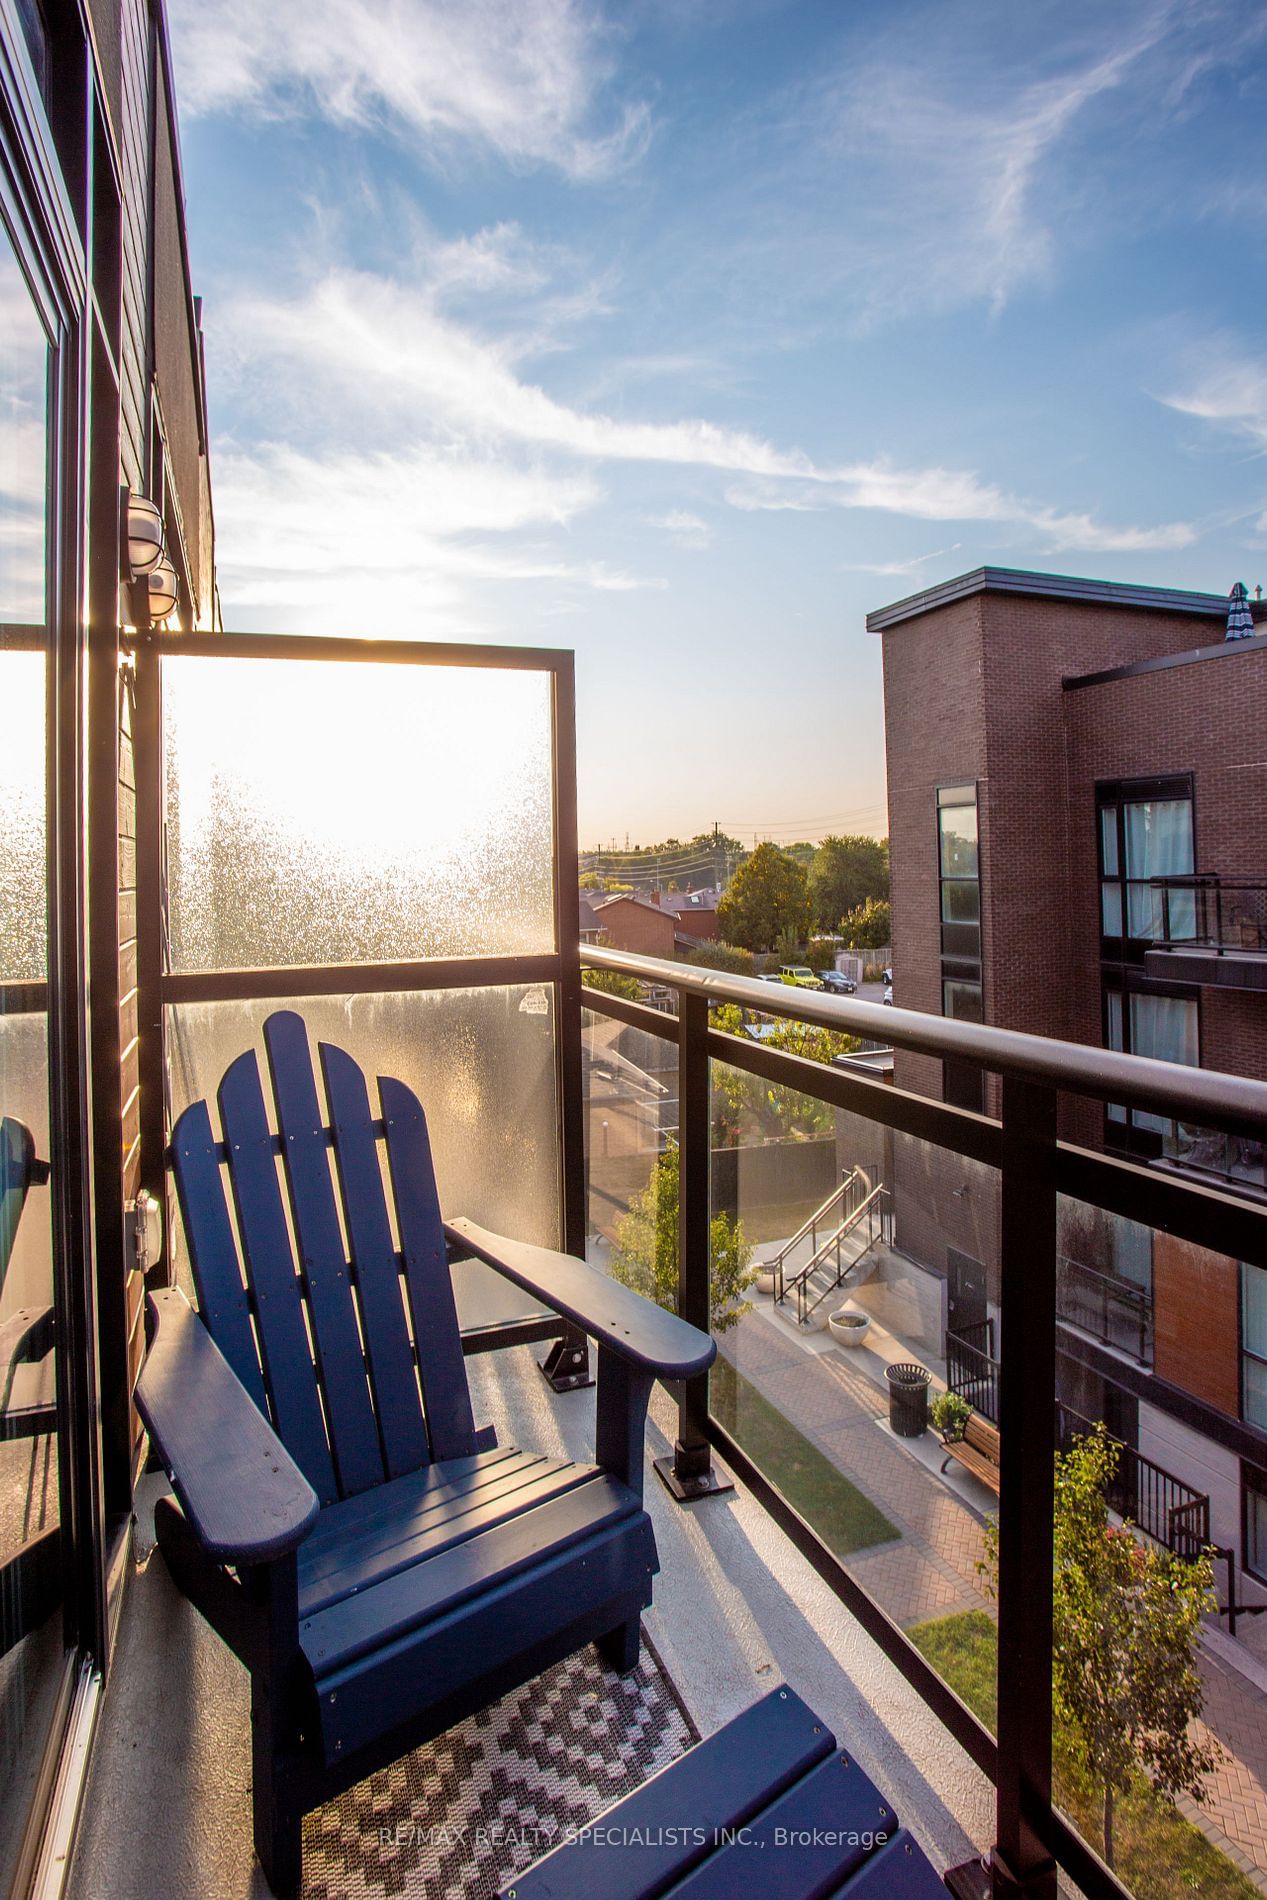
[0,1116,55,1443]
[136,1010,714,1896]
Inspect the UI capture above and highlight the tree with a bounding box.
[581,968,642,1002]
[810,835,889,932]
[686,941,755,977]
[716,843,810,951]
[710,1004,860,1144]
[980,1427,1218,1870]
[610,1139,753,1333]
[839,896,891,950]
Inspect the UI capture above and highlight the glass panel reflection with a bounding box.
[0,655,45,983]
[0,238,47,624]
[164,657,556,971]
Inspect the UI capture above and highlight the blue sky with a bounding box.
[167,0,1267,848]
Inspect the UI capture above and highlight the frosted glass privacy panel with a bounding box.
[165,985,561,1296]
[0,1014,50,1318]
[163,657,556,970]
[0,654,46,981]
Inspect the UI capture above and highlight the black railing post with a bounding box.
[994,1076,1058,1898]
[655,989,731,1501]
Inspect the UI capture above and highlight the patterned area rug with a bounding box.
[301,1636,699,1900]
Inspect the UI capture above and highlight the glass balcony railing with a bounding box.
[580,943,1267,1900]
[1151,873,1267,952]
[1056,1255,1153,1365]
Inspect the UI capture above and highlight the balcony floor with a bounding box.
[66,1343,992,1899]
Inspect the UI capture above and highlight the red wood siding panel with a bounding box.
[1153,1232,1239,1417]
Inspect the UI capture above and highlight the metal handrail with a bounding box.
[791,1185,889,1324]
[764,1168,862,1302]
[578,943,1264,1900]
[583,944,1267,1136]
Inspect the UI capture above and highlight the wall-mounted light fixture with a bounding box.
[123,491,164,577]
[145,556,179,623]
[120,486,180,626]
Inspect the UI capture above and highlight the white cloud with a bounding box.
[842,544,962,577]
[809,8,1170,317]
[1158,346,1267,451]
[726,470,1195,552]
[208,440,660,631]
[217,265,1193,549]
[644,509,711,549]
[167,0,649,178]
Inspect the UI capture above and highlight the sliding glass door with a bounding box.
[0,191,71,1890]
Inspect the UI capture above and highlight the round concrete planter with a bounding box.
[828,1307,872,1348]
[755,1266,779,1297]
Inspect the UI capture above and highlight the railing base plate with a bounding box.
[538,1336,594,1393]
[653,1452,734,1502]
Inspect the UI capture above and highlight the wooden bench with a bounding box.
[500,1685,949,1898]
[939,1411,1000,1495]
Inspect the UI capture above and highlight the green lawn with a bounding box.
[908,1610,1259,1900]
[710,1353,899,1557]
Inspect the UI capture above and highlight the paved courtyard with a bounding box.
[719,1301,1267,1890]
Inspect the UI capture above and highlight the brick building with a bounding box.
[870,566,1267,1606]
[653,887,721,944]
[591,893,678,958]
[591,889,720,958]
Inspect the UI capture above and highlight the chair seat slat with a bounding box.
[266,1014,384,1498]
[300,1473,637,1673]
[299,1446,537,1594]
[218,1051,336,1502]
[380,1076,477,1462]
[299,1450,593,1613]
[320,1041,430,1478]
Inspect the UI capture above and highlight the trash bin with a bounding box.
[885,1361,931,1438]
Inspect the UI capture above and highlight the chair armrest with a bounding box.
[445,1218,716,1380]
[137,1288,319,1565]
[0,1302,54,1376]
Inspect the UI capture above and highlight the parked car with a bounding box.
[778,965,820,987]
[819,970,857,995]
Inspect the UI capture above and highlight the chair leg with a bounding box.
[252,1681,303,1897]
[597,1615,642,1674]
[245,1553,305,1897]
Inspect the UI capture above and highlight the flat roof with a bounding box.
[865,565,1236,632]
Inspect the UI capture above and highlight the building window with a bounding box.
[938,785,980,941]
[1098,779,1194,948]
[1104,982,1199,1144]
[943,979,983,1023]
[1244,1465,1267,1587]
[1243,1265,1267,1432]
[938,786,983,1111]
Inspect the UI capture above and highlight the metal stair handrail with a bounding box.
[793,1184,890,1325]
[766,1168,864,1302]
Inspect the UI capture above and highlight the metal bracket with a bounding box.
[538,1331,594,1393]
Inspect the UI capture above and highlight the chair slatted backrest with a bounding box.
[1,1118,46,1292]
[168,1011,478,1503]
